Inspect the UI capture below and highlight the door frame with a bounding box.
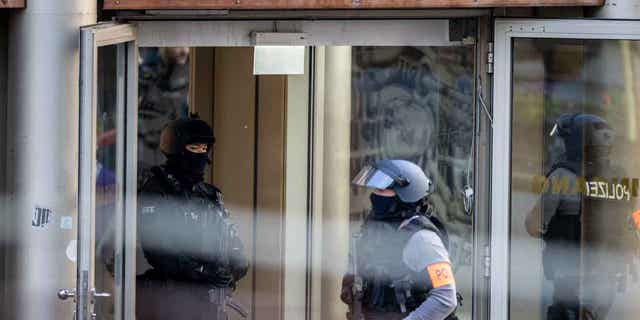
[134,19,464,47]
[79,22,138,320]
[491,18,640,320]
[89,17,489,320]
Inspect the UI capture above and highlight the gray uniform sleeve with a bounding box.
[402,230,457,320]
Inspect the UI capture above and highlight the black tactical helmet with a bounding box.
[159,118,215,156]
[550,113,613,161]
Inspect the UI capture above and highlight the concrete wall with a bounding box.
[5,1,96,319]
[0,11,9,319]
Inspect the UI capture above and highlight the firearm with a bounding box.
[391,277,413,314]
[208,287,249,319]
[350,232,364,320]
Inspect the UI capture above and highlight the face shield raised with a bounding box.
[352,160,432,204]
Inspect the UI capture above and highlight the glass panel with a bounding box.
[134,45,476,320]
[510,38,640,320]
[318,45,475,319]
[94,45,122,320]
[138,47,190,174]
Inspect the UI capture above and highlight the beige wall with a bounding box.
[211,47,258,320]
[192,47,290,320]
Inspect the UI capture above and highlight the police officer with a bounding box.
[342,159,458,320]
[137,118,249,320]
[525,113,633,320]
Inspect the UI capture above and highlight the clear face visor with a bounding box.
[352,165,395,190]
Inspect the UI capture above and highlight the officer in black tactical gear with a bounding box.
[341,159,459,320]
[136,118,249,320]
[526,113,635,320]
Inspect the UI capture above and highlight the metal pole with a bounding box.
[6,1,96,319]
[321,46,352,320]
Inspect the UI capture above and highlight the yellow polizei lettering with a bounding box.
[551,176,570,195]
[531,175,550,194]
[572,177,586,195]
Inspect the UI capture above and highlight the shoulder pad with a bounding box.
[399,214,451,250]
[197,183,224,203]
[140,166,179,193]
[399,215,439,234]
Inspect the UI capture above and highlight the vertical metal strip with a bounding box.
[114,42,126,320]
[474,15,493,320]
[491,20,513,320]
[78,28,97,320]
[304,46,316,320]
[124,39,139,320]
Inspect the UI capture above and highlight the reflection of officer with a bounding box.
[526,113,627,320]
[136,118,249,320]
[341,160,459,320]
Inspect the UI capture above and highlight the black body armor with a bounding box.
[138,166,248,287]
[357,212,448,313]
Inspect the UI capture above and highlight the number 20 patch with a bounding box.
[427,262,455,288]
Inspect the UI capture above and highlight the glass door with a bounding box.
[492,19,640,320]
[77,23,138,320]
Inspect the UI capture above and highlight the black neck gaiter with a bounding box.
[369,193,421,221]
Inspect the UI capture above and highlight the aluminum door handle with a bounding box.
[57,288,76,301]
[90,288,111,298]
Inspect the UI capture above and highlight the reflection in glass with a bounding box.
[95,45,119,320]
[138,47,190,174]
[132,45,476,320]
[510,39,640,320]
[348,46,475,319]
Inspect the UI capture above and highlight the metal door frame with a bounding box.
[491,18,640,320]
[109,16,490,320]
[134,19,465,47]
[79,22,138,320]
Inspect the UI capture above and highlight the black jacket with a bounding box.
[138,166,248,288]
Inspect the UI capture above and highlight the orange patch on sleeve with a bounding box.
[427,262,455,288]
[632,210,640,230]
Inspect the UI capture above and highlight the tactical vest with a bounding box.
[542,164,582,280]
[139,166,241,286]
[357,213,448,313]
[543,162,636,286]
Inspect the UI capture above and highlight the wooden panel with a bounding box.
[188,47,216,183]
[0,0,24,9]
[105,0,602,10]
[254,75,287,320]
[212,47,256,320]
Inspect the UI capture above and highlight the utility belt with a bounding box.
[362,278,461,319]
[363,280,427,313]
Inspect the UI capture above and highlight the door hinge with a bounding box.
[483,245,491,278]
[487,42,494,74]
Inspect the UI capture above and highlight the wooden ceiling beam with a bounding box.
[104,0,603,10]
[0,0,25,9]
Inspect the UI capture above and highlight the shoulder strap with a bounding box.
[398,214,449,250]
[546,162,579,177]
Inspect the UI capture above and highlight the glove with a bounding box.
[341,274,355,304]
[229,242,249,282]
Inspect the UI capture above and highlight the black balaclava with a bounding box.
[369,193,420,220]
[166,149,210,187]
